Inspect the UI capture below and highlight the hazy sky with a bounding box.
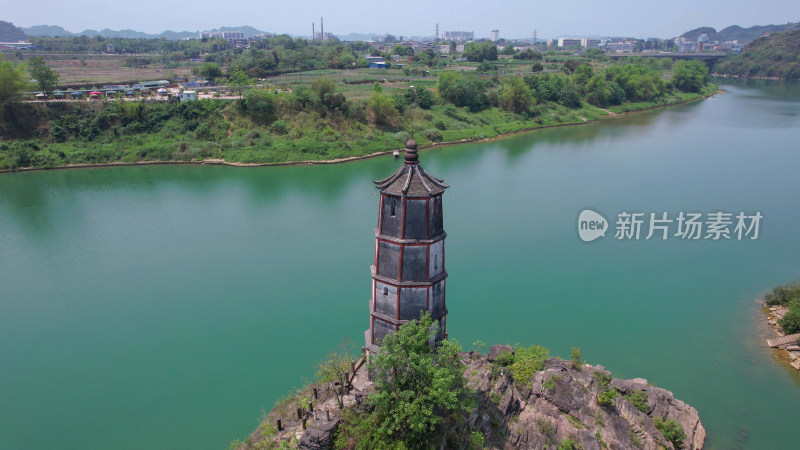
[8,0,800,39]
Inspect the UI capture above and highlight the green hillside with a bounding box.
[714,29,800,79]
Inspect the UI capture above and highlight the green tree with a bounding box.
[499,76,533,113]
[26,56,59,102]
[672,60,709,93]
[315,339,356,409]
[572,63,594,87]
[197,62,222,78]
[367,90,398,126]
[238,88,277,124]
[563,59,581,74]
[570,347,583,370]
[501,44,516,55]
[310,77,335,101]
[228,67,253,95]
[0,56,30,104]
[367,313,472,447]
[531,62,544,72]
[778,298,800,334]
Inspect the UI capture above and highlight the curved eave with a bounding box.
[373,163,449,197]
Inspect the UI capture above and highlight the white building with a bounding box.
[557,38,582,48]
[179,91,197,102]
[444,31,474,41]
[200,31,245,42]
[581,38,601,49]
[491,30,499,41]
[604,41,634,53]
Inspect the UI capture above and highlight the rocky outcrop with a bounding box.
[463,353,705,449]
[242,350,705,449]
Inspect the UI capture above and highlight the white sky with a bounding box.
[7,0,800,39]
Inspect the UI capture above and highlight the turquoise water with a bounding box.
[1,78,799,449]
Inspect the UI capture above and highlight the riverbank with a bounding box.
[762,303,800,372]
[0,88,715,174]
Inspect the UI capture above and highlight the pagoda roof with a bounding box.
[374,163,448,197]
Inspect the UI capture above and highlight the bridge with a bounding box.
[608,52,728,63]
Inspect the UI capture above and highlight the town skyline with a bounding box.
[8,0,800,40]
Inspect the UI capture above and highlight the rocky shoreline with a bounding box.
[763,303,800,371]
[240,346,705,449]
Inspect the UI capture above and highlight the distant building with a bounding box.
[697,33,709,43]
[179,91,197,102]
[604,41,634,53]
[557,38,582,48]
[491,30,499,41]
[444,31,474,42]
[0,41,33,50]
[105,43,114,53]
[581,38,601,49]
[200,31,245,42]
[436,44,450,54]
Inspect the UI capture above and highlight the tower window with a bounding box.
[434,253,438,271]
[383,287,389,296]
[390,199,396,217]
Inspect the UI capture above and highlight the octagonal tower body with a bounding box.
[365,140,449,351]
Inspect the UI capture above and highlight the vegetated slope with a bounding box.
[0,21,27,41]
[714,29,800,79]
[681,22,800,44]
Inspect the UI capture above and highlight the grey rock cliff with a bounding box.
[244,351,705,449]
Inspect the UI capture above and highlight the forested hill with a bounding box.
[681,22,800,43]
[714,29,800,79]
[0,21,27,41]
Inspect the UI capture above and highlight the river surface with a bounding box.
[1,78,800,449]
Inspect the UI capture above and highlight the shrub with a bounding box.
[495,350,515,367]
[509,345,549,382]
[654,417,686,448]
[627,389,649,413]
[423,128,443,142]
[570,347,583,370]
[597,389,618,407]
[592,371,612,391]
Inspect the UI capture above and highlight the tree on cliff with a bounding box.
[355,313,472,448]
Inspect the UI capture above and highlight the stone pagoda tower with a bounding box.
[365,139,449,351]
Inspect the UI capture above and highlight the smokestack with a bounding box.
[312,22,315,40]
[321,17,324,41]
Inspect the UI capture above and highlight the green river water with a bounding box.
[1,78,799,449]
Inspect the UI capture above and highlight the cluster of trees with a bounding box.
[29,35,229,57]
[207,37,373,78]
[462,41,498,62]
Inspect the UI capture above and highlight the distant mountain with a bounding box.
[19,24,269,40]
[681,22,800,43]
[0,21,28,41]
[21,24,72,37]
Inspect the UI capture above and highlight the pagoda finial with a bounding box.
[404,138,418,163]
